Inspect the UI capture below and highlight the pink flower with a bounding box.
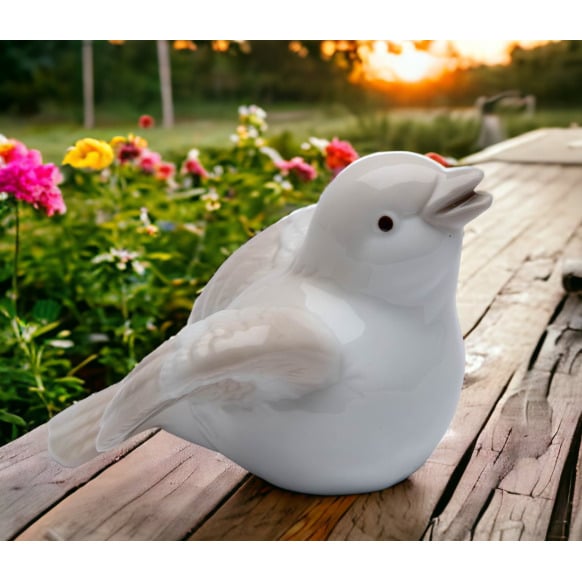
[276,156,317,182]
[155,161,176,181]
[138,150,162,174]
[181,157,209,179]
[0,150,66,216]
[138,115,155,129]
[325,138,358,174]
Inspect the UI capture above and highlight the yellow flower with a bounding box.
[63,138,114,170]
[110,134,148,149]
[110,136,127,148]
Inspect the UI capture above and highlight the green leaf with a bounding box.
[0,409,26,427]
[146,252,174,261]
[32,299,61,323]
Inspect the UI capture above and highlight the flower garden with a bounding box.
[0,105,359,444]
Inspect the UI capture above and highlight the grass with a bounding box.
[0,103,362,164]
[3,103,582,165]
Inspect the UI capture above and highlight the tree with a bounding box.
[82,40,94,129]
[157,40,174,128]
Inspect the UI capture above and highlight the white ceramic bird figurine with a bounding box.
[48,151,492,495]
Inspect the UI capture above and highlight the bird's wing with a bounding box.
[189,205,314,322]
[96,305,341,451]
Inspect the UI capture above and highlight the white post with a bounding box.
[157,40,174,128]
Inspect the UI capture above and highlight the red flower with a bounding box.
[118,143,142,163]
[155,161,175,181]
[425,152,453,167]
[276,157,317,181]
[138,115,155,129]
[325,138,358,174]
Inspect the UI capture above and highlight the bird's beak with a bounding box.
[422,166,493,230]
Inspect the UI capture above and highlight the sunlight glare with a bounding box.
[356,40,554,84]
[362,41,446,83]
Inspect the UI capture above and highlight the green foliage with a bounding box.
[0,105,339,445]
[342,111,481,158]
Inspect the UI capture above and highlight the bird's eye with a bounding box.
[377,215,394,232]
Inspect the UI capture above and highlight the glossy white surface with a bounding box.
[49,151,492,495]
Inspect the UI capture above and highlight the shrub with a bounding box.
[0,106,357,444]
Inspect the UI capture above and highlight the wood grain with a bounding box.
[16,430,247,540]
[458,174,581,336]
[0,423,154,540]
[189,475,357,541]
[424,294,582,540]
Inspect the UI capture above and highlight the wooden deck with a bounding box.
[1,128,581,541]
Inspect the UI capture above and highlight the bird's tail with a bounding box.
[48,383,121,467]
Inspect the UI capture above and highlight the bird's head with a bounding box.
[297,151,493,313]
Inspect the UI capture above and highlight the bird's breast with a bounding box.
[229,272,463,397]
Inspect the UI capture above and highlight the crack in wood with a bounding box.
[470,488,496,540]
[527,331,548,371]
[463,301,494,339]
[546,414,582,540]
[180,472,253,540]
[428,371,516,527]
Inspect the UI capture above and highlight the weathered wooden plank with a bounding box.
[459,164,578,285]
[189,475,356,541]
[16,431,247,540]
[569,423,582,540]
[0,423,154,540]
[458,183,582,336]
[461,163,546,245]
[425,268,582,540]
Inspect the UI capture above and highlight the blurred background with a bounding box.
[2,39,582,161]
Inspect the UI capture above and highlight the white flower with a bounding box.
[308,137,330,153]
[48,339,74,349]
[202,190,220,212]
[187,148,200,160]
[132,261,146,276]
[260,146,283,164]
[92,248,146,275]
[249,105,267,119]
[184,223,205,237]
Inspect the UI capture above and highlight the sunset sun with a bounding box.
[354,40,553,84]
[363,41,442,82]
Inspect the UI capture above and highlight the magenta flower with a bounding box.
[0,141,66,216]
[276,156,317,182]
[138,150,162,174]
[182,157,209,179]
